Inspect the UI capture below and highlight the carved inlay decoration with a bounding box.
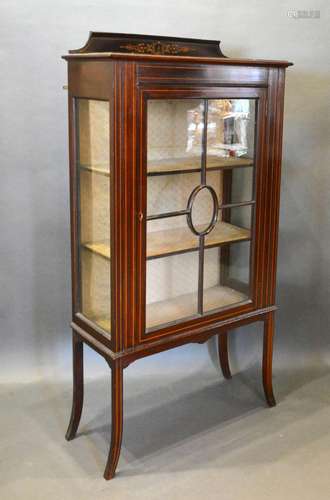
[120,41,194,55]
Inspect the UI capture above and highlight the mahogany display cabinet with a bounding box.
[63,32,292,479]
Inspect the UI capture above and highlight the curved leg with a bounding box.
[218,332,232,379]
[66,334,84,440]
[263,313,276,407]
[104,360,124,480]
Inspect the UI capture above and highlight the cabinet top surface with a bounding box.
[62,31,293,67]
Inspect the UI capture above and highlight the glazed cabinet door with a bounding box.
[139,89,266,340]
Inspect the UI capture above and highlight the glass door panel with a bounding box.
[223,167,254,204]
[148,172,200,215]
[203,98,255,315]
[145,97,257,333]
[204,204,252,249]
[203,240,251,313]
[146,99,203,330]
[76,98,111,335]
[147,99,203,174]
[146,251,199,330]
[207,99,255,165]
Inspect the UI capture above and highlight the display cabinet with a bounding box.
[63,32,292,479]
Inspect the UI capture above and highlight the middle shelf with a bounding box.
[79,155,253,177]
[147,155,253,175]
[82,220,251,261]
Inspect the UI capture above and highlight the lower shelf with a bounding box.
[89,286,248,333]
[146,285,248,330]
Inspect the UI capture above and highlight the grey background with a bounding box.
[1,1,330,498]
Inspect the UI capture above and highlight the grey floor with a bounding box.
[2,357,330,500]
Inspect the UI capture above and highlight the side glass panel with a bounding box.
[76,99,111,335]
[145,97,257,333]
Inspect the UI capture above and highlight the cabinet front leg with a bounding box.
[104,360,124,480]
[218,331,232,379]
[262,313,276,407]
[65,334,84,440]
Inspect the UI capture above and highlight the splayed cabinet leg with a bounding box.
[218,331,232,379]
[66,334,84,440]
[104,360,124,480]
[263,312,276,407]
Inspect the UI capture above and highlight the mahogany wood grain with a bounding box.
[104,360,124,480]
[262,312,276,407]
[65,334,84,440]
[64,51,292,68]
[218,332,232,379]
[69,31,226,58]
[72,306,277,367]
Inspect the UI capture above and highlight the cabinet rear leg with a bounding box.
[66,334,84,440]
[104,360,124,480]
[263,312,276,407]
[218,331,232,379]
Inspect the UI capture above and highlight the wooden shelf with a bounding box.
[148,155,253,175]
[82,221,250,261]
[91,286,248,332]
[79,155,253,177]
[147,221,250,258]
[83,241,111,259]
[146,285,248,330]
[80,164,109,176]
